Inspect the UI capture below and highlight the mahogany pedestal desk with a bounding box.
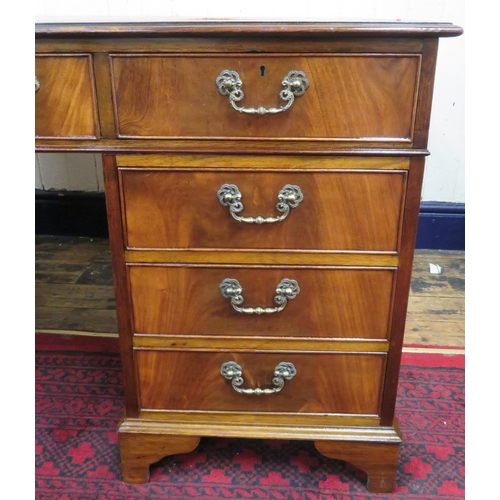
[35,21,462,493]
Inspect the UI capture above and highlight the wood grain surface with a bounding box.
[135,350,386,415]
[35,140,431,154]
[132,335,389,353]
[110,54,419,141]
[116,154,411,170]
[380,156,425,425]
[35,38,425,56]
[35,54,99,139]
[120,169,406,251]
[128,265,395,339]
[315,439,401,493]
[103,154,140,416]
[118,432,200,483]
[34,22,464,38]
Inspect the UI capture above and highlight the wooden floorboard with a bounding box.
[35,235,465,348]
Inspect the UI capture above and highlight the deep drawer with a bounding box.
[128,265,395,339]
[110,54,420,143]
[136,350,386,415]
[120,169,406,252]
[35,54,99,139]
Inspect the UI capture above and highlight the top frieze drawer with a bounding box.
[35,55,100,140]
[110,54,421,145]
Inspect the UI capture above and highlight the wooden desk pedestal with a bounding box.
[35,21,462,492]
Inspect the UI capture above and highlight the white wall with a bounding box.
[35,0,465,203]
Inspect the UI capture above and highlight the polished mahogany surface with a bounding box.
[110,55,419,142]
[120,168,406,251]
[136,350,386,415]
[128,265,395,339]
[35,54,99,139]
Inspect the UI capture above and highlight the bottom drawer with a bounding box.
[136,350,386,416]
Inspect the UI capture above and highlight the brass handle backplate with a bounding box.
[220,361,297,395]
[217,184,303,224]
[219,278,300,315]
[35,76,40,93]
[216,69,309,115]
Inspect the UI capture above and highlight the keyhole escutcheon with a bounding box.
[260,65,266,77]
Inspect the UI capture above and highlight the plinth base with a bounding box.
[118,416,402,492]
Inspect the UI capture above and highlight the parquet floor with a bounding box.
[35,235,465,350]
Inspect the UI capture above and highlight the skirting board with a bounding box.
[415,202,465,250]
[35,190,109,239]
[35,191,465,251]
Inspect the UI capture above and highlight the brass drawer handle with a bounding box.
[217,184,303,224]
[35,76,40,93]
[219,278,300,315]
[216,69,309,115]
[220,361,297,395]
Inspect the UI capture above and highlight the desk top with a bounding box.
[35,21,463,38]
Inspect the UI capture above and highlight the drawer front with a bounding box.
[129,266,394,339]
[111,54,420,142]
[136,350,386,415]
[35,55,99,139]
[121,170,406,252]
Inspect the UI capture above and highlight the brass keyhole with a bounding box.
[260,65,266,77]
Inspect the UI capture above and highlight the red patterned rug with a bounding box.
[35,348,464,499]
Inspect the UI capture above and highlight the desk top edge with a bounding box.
[35,21,463,38]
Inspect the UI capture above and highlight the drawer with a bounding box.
[129,266,395,339]
[110,54,420,142]
[120,169,406,252]
[35,54,99,139]
[136,350,386,415]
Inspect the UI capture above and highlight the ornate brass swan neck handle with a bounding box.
[220,361,297,395]
[217,184,303,224]
[219,278,300,315]
[216,70,309,115]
